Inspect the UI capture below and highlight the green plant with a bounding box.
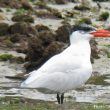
[99,11,109,21]
[78,17,92,24]
[14,8,28,15]
[87,74,110,85]
[29,0,35,2]
[0,97,110,110]
[107,52,110,58]
[6,8,11,12]
[0,54,14,61]
[102,44,110,47]
[3,39,13,47]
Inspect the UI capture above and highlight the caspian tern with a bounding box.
[21,24,110,104]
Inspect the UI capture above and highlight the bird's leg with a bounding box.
[57,93,60,104]
[61,93,64,104]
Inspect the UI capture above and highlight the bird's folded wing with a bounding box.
[21,66,91,91]
[21,56,82,87]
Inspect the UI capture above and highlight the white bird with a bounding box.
[21,24,110,104]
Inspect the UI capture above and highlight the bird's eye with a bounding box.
[79,31,85,34]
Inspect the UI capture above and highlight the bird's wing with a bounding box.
[21,67,92,91]
[21,52,83,87]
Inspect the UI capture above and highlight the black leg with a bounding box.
[57,93,60,104]
[61,93,64,104]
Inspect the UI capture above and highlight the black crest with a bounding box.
[71,24,96,33]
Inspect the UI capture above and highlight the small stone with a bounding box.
[0,13,6,20]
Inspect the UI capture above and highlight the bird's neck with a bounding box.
[64,40,91,60]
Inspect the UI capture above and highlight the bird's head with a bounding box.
[70,24,110,44]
